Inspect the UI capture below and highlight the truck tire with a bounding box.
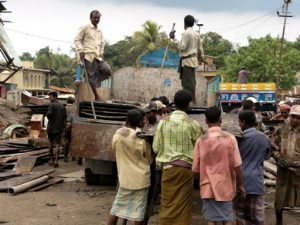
[84,168,101,185]
[98,163,118,186]
[84,166,118,186]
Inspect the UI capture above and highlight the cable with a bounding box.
[5,27,72,44]
[213,7,281,34]
[230,12,275,42]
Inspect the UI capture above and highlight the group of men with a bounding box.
[60,8,300,225]
[74,10,203,104]
[107,88,300,225]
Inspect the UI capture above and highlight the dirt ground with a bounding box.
[0,161,299,225]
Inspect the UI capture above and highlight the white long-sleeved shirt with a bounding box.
[74,24,104,63]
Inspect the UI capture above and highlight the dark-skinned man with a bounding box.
[169,15,204,105]
[74,10,110,101]
[271,105,300,225]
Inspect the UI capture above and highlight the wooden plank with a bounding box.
[0,149,49,163]
[13,156,37,173]
[264,171,277,180]
[264,161,277,176]
[0,170,21,181]
[0,169,55,191]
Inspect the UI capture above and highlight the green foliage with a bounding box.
[201,32,233,68]
[33,46,76,87]
[104,37,139,71]
[130,20,166,65]
[220,35,300,89]
[19,52,34,61]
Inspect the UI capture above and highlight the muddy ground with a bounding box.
[0,161,299,225]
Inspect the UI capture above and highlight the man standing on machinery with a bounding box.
[74,10,111,101]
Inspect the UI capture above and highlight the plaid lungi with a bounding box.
[235,194,265,225]
[110,186,149,221]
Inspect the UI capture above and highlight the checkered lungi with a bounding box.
[110,186,149,221]
[235,194,265,225]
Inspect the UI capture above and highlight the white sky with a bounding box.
[2,0,300,56]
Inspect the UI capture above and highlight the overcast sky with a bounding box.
[2,0,300,56]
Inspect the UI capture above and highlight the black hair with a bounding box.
[205,107,221,123]
[67,96,75,104]
[136,107,146,117]
[159,96,169,106]
[126,109,143,127]
[150,97,159,101]
[238,110,257,127]
[90,10,100,19]
[48,91,58,98]
[174,89,192,110]
[184,15,195,27]
[242,100,254,110]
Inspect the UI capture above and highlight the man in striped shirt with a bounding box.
[153,89,203,225]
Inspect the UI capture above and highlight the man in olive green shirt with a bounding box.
[153,89,203,225]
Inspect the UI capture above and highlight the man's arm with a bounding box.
[99,30,105,58]
[74,26,86,60]
[235,165,245,195]
[177,32,189,52]
[46,104,54,121]
[192,139,201,173]
[152,121,163,155]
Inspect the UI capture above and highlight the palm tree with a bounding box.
[130,20,165,65]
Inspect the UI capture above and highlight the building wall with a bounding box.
[112,67,208,106]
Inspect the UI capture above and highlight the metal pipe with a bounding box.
[8,175,49,195]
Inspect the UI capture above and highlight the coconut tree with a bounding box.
[130,20,165,65]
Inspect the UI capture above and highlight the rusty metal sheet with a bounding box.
[70,121,120,161]
[189,113,242,137]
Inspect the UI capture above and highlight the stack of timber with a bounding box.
[0,138,64,195]
[264,160,278,186]
[0,138,49,168]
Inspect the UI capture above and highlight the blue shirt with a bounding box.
[238,127,271,195]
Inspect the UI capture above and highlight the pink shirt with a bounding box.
[192,127,242,201]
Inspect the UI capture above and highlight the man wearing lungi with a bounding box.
[271,105,300,225]
[169,15,204,105]
[74,10,110,101]
[153,89,203,225]
[107,109,152,225]
[237,110,271,225]
[192,106,245,225]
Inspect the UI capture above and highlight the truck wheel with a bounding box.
[84,168,101,185]
[98,164,118,186]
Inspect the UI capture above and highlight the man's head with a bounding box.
[279,103,291,119]
[48,91,58,102]
[126,109,144,128]
[242,99,255,111]
[67,96,75,104]
[143,101,158,124]
[205,107,222,127]
[238,110,257,131]
[90,10,101,26]
[289,105,300,129]
[184,15,195,29]
[159,96,173,113]
[174,89,192,111]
